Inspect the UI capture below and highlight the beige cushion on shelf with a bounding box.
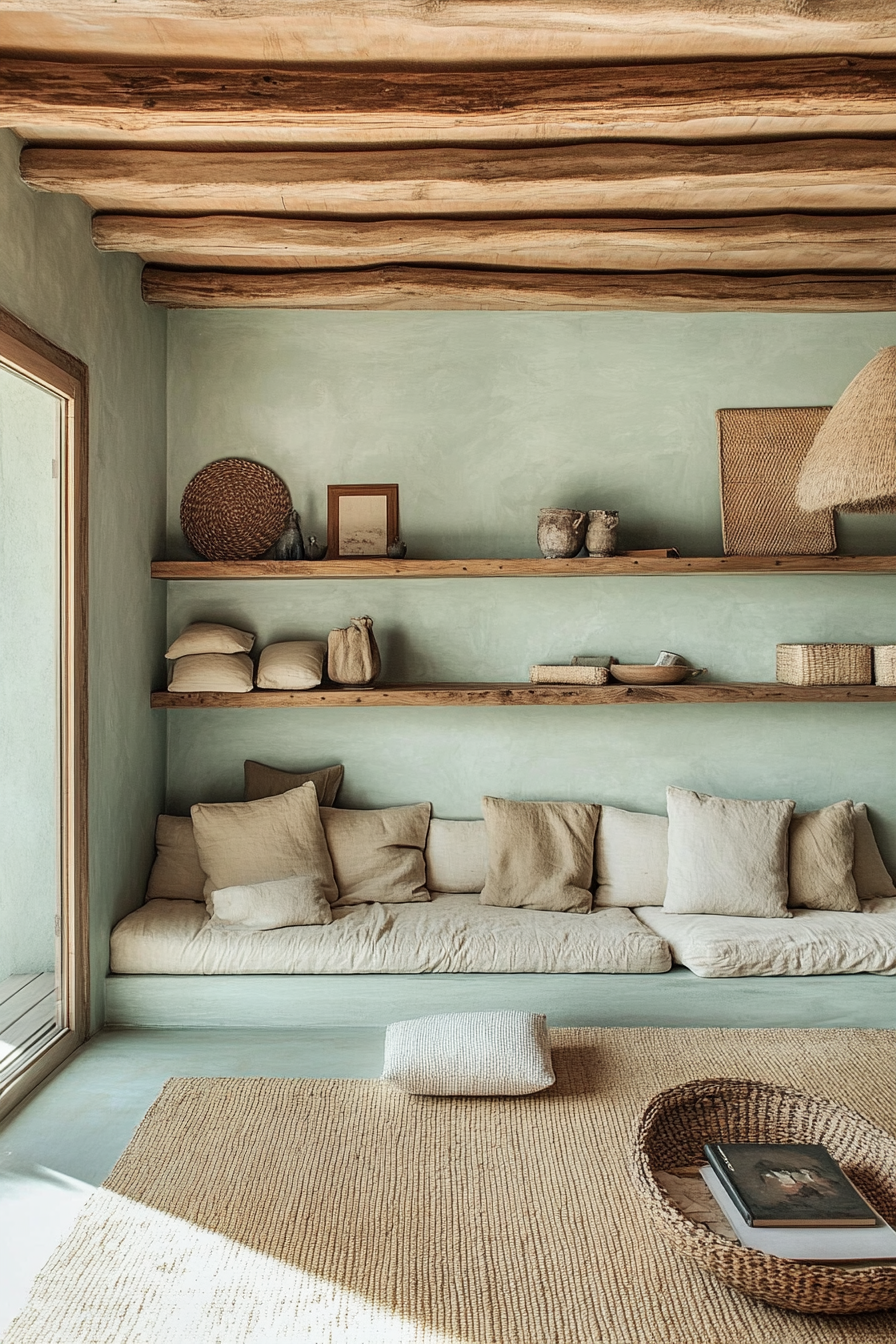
[320,803,432,905]
[664,786,794,918]
[191,782,337,905]
[145,815,207,902]
[255,640,327,690]
[479,797,600,914]
[382,1011,555,1096]
[208,876,333,931]
[853,803,896,899]
[165,622,255,658]
[789,801,860,912]
[244,759,344,808]
[594,806,669,908]
[168,652,254,693]
[424,819,489,893]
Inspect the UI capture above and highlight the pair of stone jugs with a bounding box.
[537,508,619,558]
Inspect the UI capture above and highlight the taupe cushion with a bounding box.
[208,876,333,931]
[594,806,668,907]
[165,621,255,658]
[244,759,344,807]
[145,815,207,902]
[424,819,488,893]
[479,797,600,913]
[382,1011,555,1096]
[168,652,253,693]
[191,782,337,905]
[853,803,896,899]
[320,803,431,905]
[789,801,860,911]
[255,640,327,690]
[664,787,794,918]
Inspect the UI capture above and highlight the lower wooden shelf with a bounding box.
[151,682,896,708]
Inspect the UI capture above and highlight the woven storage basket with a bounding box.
[632,1077,896,1315]
[529,664,609,686]
[874,646,896,686]
[180,458,292,560]
[776,643,872,686]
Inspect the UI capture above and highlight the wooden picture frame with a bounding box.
[327,484,399,559]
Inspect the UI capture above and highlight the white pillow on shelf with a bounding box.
[165,621,255,658]
[168,652,254,693]
[255,640,327,690]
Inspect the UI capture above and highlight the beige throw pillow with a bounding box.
[664,787,794,918]
[789,801,860,911]
[256,640,327,690]
[208,876,333,930]
[479,797,600,914]
[145,815,207,902]
[165,622,255,658]
[853,803,896,899]
[320,803,432,905]
[191,783,337,905]
[244,759,344,807]
[168,652,253,693]
[594,806,669,907]
[424,819,489,893]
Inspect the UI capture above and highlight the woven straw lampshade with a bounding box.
[796,346,896,513]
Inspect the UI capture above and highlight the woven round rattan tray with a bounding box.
[632,1077,896,1315]
[180,458,291,560]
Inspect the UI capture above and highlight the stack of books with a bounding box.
[700,1142,896,1263]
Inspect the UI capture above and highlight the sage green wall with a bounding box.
[0,129,167,1030]
[166,312,896,865]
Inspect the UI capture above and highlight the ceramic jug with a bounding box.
[537,508,587,559]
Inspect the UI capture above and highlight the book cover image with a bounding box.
[703,1143,877,1227]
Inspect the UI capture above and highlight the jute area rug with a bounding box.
[5,1028,896,1344]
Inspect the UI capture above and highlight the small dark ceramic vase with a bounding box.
[273,510,305,560]
[304,535,327,561]
[387,539,407,559]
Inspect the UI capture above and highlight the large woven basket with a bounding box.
[776,643,872,686]
[180,458,292,560]
[632,1077,896,1315]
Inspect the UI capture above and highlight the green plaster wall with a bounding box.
[0,129,167,1031]
[166,313,896,863]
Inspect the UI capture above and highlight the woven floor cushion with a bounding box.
[382,1010,555,1095]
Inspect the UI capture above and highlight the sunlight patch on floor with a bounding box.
[0,1161,94,1334]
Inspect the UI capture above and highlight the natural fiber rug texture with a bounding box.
[5,1028,896,1344]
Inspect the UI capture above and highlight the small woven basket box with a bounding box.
[874,646,896,686]
[776,644,872,686]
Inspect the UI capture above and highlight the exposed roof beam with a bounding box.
[141,267,896,311]
[8,58,896,147]
[93,213,896,271]
[22,141,896,216]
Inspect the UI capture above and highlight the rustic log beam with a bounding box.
[8,58,896,147]
[141,267,896,311]
[95,213,896,271]
[22,141,896,216]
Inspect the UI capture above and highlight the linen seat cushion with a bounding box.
[594,806,668,907]
[165,621,255,658]
[168,652,254,693]
[479,797,600,914]
[789,801,860,911]
[664,787,794,918]
[424,819,488,893]
[208,876,333,931]
[320,802,432,905]
[244,759,344,807]
[145,815,208,902]
[191,782,337,905]
[255,640,327,690]
[382,1011,555,1096]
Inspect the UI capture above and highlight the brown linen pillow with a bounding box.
[145,815,207,902]
[320,803,432,905]
[853,803,896,899]
[789,801,860,911]
[165,621,255,659]
[191,782,337,905]
[244,759,344,807]
[479,797,600,914]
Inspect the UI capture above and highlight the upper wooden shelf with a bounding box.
[151,556,896,580]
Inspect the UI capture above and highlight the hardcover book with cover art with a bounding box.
[703,1142,878,1227]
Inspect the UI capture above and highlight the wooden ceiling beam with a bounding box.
[93,213,896,272]
[141,267,896,311]
[21,141,896,216]
[8,57,896,147]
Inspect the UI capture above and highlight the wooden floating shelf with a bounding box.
[151,683,896,709]
[151,556,896,580]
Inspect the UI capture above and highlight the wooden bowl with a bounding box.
[609,664,704,685]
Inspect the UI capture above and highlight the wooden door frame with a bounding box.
[0,305,88,1121]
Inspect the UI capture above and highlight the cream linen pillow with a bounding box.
[424,819,489,893]
[244,759,344,807]
[479,797,600,914]
[208,876,333,930]
[789,801,860,911]
[853,803,896,899]
[664,787,794,918]
[256,640,327,690]
[594,806,668,907]
[320,803,432,905]
[145,815,207,901]
[191,782,337,905]
[168,652,253,693]
[165,622,255,658]
[382,1011,554,1096]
